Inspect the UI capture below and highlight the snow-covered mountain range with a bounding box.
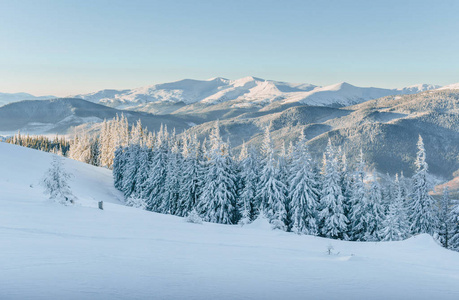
[1,78,453,111]
[70,77,442,110]
[0,92,55,106]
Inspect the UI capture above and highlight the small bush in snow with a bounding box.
[42,155,76,205]
[186,209,203,224]
[126,196,147,210]
[238,215,251,226]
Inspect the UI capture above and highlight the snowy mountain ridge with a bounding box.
[70,77,441,109]
[0,78,443,111]
[0,92,56,107]
[436,82,459,90]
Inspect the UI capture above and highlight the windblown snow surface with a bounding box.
[1,142,459,300]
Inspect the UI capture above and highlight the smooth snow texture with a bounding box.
[71,77,440,108]
[1,142,459,300]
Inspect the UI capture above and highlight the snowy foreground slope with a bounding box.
[1,143,459,300]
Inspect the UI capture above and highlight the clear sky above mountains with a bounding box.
[1,0,458,96]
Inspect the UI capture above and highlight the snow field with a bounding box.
[1,142,459,299]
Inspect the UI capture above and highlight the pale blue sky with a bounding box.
[1,0,458,96]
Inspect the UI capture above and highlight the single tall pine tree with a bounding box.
[256,126,287,230]
[366,172,385,241]
[288,133,319,235]
[349,150,370,241]
[237,142,260,225]
[198,122,238,224]
[438,186,452,248]
[448,199,459,251]
[409,135,438,235]
[319,139,348,240]
[380,174,410,241]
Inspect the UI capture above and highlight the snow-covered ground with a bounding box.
[1,142,459,300]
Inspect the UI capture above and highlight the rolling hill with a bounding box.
[184,90,459,179]
[0,98,195,135]
[0,92,55,107]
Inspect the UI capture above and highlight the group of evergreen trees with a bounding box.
[69,115,155,169]
[5,114,459,250]
[110,119,459,250]
[6,115,153,169]
[7,132,70,156]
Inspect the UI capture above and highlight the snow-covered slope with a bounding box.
[1,142,459,299]
[0,98,192,135]
[399,83,442,93]
[71,77,440,109]
[282,82,443,106]
[0,92,55,107]
[0,142,123,205]
[437,82,459,90]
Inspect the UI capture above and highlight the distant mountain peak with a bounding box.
[207,77,229,82]
[437,82,459,90]
[0,92,56,107]
[63,77,443,111]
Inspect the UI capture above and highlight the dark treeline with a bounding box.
[7,132,70,156]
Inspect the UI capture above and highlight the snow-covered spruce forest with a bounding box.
[7,115,459,249]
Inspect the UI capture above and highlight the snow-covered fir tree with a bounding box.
[98,114,130,169]
[380,174,410,241]
[409,135,438,235]
[68,131,92,164]
[113,147,126,190]
[142,126,169,212]
[178,135,204,217]
[366,172,386,241]
[132,147,153,199]
[348,150,371,241]
[438,186,452,248]
[161,138,182,215]
[237,142,260,225]
[121,144,141,198]
[319,139,348,240]
[278,141,293,230]
[42,155,75,205]
[198,122,238,224]
[381,173,394,214]
[129,119,144,146]
[256,126,287,230]
[288,133,319,235]
[448,199,459,251]
[337,147,352,222]
[99,120,113,168]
